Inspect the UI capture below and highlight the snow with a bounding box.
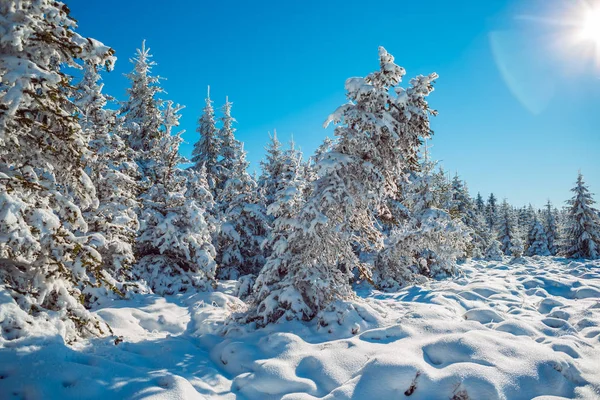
[2,257,600,399]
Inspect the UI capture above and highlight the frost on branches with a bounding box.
[216,166,269,280]
[119,44,217,294]
[525,217,551,256]
[135,103,217,294]
[497,200,523,257]
[244,47,439,326]
[0,0,115,339]
[563,172,600,259]
[255,142,307,290]
[258,131,285,210]
[484,239,504,261]
[191,87,221,193]
[120,41,163,156]
[449,174,489,258]
[374,149,469,291]
[74,63,142,304]
[544,200,560,256]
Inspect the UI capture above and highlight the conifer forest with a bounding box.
[1,1,600,399]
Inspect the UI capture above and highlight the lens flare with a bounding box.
[580,7,600,42]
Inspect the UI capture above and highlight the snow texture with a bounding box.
[2,257,600,399]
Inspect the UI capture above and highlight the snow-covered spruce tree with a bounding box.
[484,239,504,261]
[475,192,485,215]
[486,193,498,230]
[216,97,239,194]
[135,101,217,294]
[432,166,452,210]
[497,200,523,257]
[449,174,489,258]
[120,41,163,157]
[517,205,536,243]
[258,131,285,209]
[562,172,600,259]
[544,200,560,255]
[191,87,221,193]
[0,0,116,339]
[525,216,550,256]
[185,165,218,235]
[254,143,307,294]
[262,140,306,245]
[299,137,333,202]
[118,44,217,293]
[374,148,469,290]
[74,62,141,303]
[217,144,269,279]
[245,47,439,326]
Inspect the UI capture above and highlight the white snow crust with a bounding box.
[1,257,600,399]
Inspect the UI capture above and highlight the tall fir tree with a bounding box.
[247,47,438,326]
[120,41,163,156]
[448,174,489,258]
[374,147,469,290]
[486,193,498,230]
[258,131,285,209]
[135,101,217,294]
[75,62,141,302]
[256,142,307,292]
[191,87,221,192]
[475,192,485,215]
[216,97,240,191]
[563,172,600,259]
[525,215,551,256]
[497,200,523,257]
[544,200,560,255]
[217,144,269,279]
[0,0,116,339]
[432,166,452,210]
[119,44,217,293]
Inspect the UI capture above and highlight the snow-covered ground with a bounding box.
[1,257,600,400]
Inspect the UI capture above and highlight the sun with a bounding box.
[580,6,600,43]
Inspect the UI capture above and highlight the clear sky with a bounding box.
[69,0,600,209]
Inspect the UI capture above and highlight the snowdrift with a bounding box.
[1,257,600,399]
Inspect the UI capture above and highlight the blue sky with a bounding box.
[69,0,600,208]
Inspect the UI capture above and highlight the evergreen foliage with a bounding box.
[563,172,600,259]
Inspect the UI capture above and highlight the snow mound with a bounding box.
[1,258,600,399]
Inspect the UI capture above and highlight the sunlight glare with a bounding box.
[580,7,600,43]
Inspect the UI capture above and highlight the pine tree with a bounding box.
[484,239,504,261]
[258,131,284,208]
[432,166,452,210]
[544,200,560,255]
[135,102,217,293]
[486,193,498,230]
[120,41,163,156]
[449,174,489,258]
[497,200,523,257]
[247,47,439,325]
[217,143,269,279]
[300,137,333,201]
[563,172,600,259]
[525,216,550,256]
[256,142,307,292]
[517,205,536,243]
[0,0,116,339]
[217,97,239,190]
[74,62,141,303]
[374,148,469,290]
[475,192,485,215]
[191,87,221,192]
[119,44,217,293]
[185,165,218,234]
[217,177,269,280]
